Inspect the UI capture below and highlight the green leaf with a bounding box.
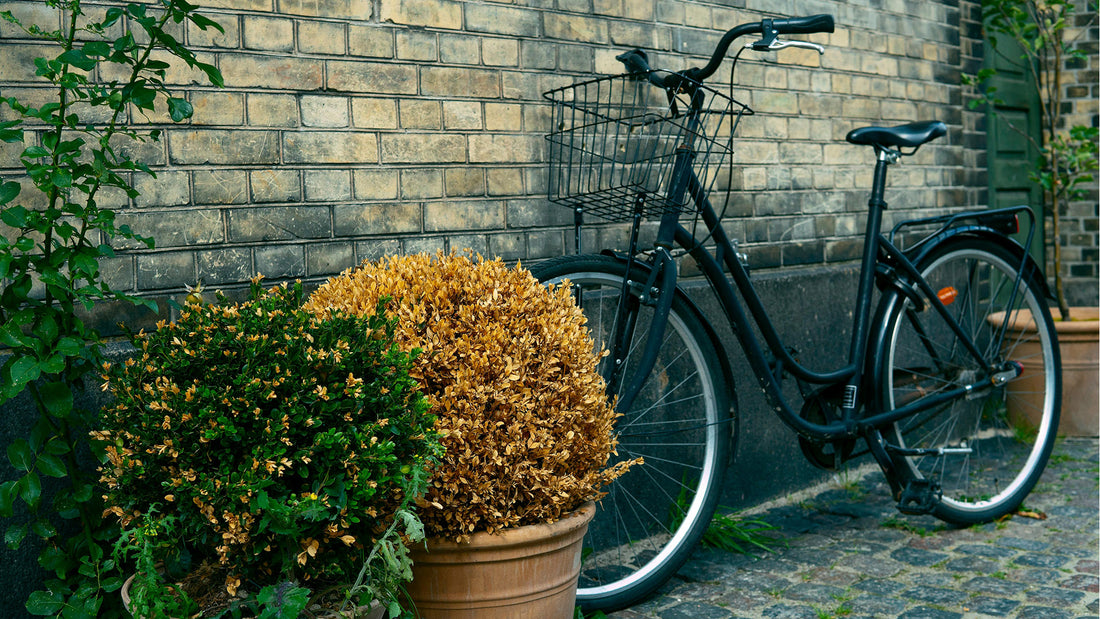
[19,471,42,510]
[57,49,97,71]
[9,356,41,388]
[5,523,27,549]
[167,97,193,122]
[2,204,28,227]
[83,41,111,58]
[7,439,33,472]
[0,480,16,517]
[39,382,73,419]
[0,181,19,205]
[25,589,65,615]
[36,453,67,478]
[30,519,58,540]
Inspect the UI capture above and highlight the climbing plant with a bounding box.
[0,1,222,615]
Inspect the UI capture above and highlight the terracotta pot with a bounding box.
[120,574,385,619]
[989,307,1098,437]
[406,502,595,619]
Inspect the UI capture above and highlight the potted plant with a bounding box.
[95,278,441,617]
[969,0,1098,435]
[305,252,639,619]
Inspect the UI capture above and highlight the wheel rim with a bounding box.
[885,247,1057,514]
[542,270,722,601]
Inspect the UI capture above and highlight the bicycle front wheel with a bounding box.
[879,237,1060,524]
[529,254,731,612]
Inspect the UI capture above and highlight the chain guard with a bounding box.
[798,385,857,470]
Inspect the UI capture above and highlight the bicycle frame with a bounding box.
[600,144,1034,445]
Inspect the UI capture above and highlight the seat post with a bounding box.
[843,145,898,418]
[868,146,899,211]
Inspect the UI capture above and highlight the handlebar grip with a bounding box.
[770,14,835,35]
[615,49,651,75]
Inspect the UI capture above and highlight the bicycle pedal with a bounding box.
[896,479,941,515]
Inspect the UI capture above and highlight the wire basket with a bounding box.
[545,71,748,223]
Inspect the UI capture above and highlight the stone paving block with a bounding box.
[966,575,1020,597]
[996,537,1051,552]
[760,603,818,619]
[897,606,962,619]
[902,584,971,606]
[852,577,907,596]
[943,555,1001,573]
[1025,586,1086,607]
[847,593,908,616]
[1014,606,1075,619]
[1016,552,1073,569]
[659,601,733,618]
[891,546,950,567]
[966,595,1021,616]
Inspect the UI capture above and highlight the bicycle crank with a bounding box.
[798,385,856,470]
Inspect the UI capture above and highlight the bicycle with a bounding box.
[532,14,1062,613]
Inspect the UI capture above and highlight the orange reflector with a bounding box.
[937,286,958,305]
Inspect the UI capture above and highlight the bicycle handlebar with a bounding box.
[617,14,835,87]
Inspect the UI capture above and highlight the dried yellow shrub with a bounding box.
[306,252,637,540]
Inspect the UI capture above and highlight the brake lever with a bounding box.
[745,39,825,55]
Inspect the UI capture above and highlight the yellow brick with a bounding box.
[484,103,522,131]
[328,60,416,94]
[397,29,437,61]
[443,101,482,130]
[302,96,350,128]
[299,21,346,55]
[284,131,378,164]
[445,168,485,196]
[243,16,293,51]
[251,169,301,203]
[353,169,399,200]
[221,54,323,90]
[380,0,462,29]
[352,98,398,129]
[280,0,371,20]
[349,24,395,58]
[399,100,441,130]
[380,134,466,163]
[400,169,443,199]
[191,92,244,125]
[247,94,299,128]
[482,38,519,67]
[421,66,500,98]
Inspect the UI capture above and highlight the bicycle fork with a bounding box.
[605,247,678,414]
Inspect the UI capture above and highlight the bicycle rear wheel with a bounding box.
[529,254,731,612]
[879,237,1060,524]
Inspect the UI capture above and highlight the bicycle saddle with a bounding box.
[846,121,947,149]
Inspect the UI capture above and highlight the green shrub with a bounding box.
[97,279,439,614]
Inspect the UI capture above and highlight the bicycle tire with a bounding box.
[878,237,1061,524]
[528,254,731,612]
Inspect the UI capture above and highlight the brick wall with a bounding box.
[3,0,995,329]
[1059,0,1098,306]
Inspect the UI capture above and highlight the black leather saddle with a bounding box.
[846,120,947,149]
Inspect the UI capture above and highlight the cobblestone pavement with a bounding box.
[610,437,1099,619]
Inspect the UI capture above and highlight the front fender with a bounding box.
[599,249,740,460]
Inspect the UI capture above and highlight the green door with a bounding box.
[984,35,1044,263]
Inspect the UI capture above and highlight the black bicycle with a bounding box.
[533,14,1061,612]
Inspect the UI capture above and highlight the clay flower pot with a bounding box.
[988,307,1098,437]
[406,502,595,619]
